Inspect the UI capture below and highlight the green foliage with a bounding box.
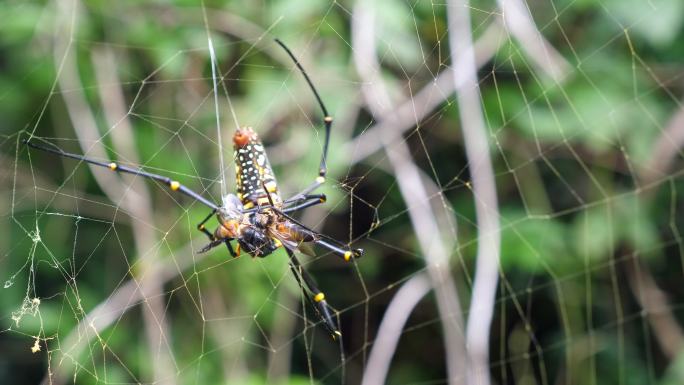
[499,210,570,274]
[2,0,684,384]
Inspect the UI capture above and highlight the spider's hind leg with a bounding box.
[286,248,342,340]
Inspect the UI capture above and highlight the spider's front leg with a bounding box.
[282,194,327,214]
[197,209,217,241]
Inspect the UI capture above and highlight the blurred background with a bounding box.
[2,0,684,384]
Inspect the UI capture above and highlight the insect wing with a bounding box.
[267,226,315,257]
[221,193,243,218]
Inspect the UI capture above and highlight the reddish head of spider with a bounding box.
[233,127,257,148]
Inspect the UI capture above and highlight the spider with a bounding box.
[23,39,363,340]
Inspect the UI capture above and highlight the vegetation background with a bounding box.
[2,0,684,384]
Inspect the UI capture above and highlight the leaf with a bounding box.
[499,209,570,273]
[605,0,684,47]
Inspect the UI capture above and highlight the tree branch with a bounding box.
[447,1,501,384]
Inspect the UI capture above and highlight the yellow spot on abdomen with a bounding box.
[257,197,270,205]
[265,181,278,193]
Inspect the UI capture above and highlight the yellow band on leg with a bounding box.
[313,292,325,302]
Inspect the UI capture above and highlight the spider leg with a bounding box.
[197,209,217,240]
[286,248,341,340]
[25,139,242,258]
[283,193,326,206]
[195,211,238,257]
[271,207,363,261]
[275,39,333,199]
[282,195,326,214]
[287,174,326,201]
[24,139,219,210]
[257,180,325,214]
[195,235,237,257]
[225,240,238,258]
[241,194,326,215]
[198,238,225,254]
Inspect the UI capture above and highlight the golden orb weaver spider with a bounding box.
[24,39,363,340]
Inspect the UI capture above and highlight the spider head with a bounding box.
[233,126,257,148]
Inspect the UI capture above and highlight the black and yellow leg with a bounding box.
[225,240,238,258]
[198,238,224,253]
[315,239,363,262]
[275,39,333,197]
[283,193,326,206]
[270,207,364,261]
[197,235,238,257]
[282,194,327,214]
[24,139,219,211]
[289,174,327,202]
[286,249,341,340]
[197,210,217,241]
[241,194,326,215]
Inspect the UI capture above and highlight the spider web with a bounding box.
[3,0,684,384]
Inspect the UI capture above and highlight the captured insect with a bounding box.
[24,39,363,339]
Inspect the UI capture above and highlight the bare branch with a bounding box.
[641,105,684,186]
[361,273,431,385]
[632,105,684,360]
[92,47,178,385]
[352,3,466,384]
[625,257,684,359]
[497,0,571,82]
[51,2,176,383]
[346,21,505,165]
[447,1,501,384]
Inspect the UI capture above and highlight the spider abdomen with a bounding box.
[233,127,281,209]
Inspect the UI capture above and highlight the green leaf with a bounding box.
[605,0,684,47]
[500,209,570,273]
